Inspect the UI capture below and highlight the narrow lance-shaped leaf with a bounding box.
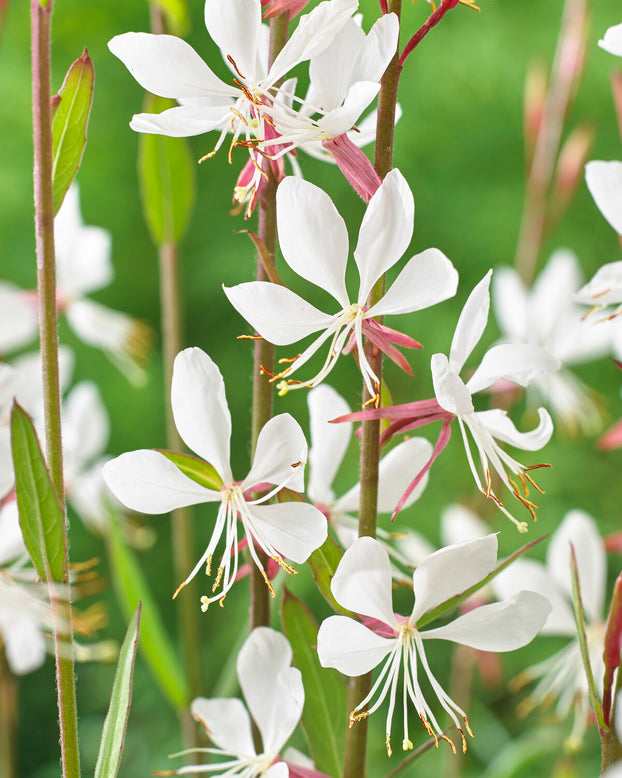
[138,95,196,247]
[569,543,605,728]
[51,49,94,214]
[158,449,222,491]
[10,401,65,582]
[281,588,347,778]
[94,605,141,778]
[107,507,188,710]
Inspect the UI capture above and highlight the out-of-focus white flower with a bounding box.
[599,24,622,57]
[317,535,551,755]
[493,509,607,750]
[225,170,458,402]
[0,283,38,354]
[493,250,612,434]
[585,160,622,237]
[104,348,327,609]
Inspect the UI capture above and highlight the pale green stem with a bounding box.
[31,1,80,775]
[343,3,402,777]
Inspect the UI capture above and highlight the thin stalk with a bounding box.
[343,3,401,776]
[32,1,80,776]
[0,649,18,778]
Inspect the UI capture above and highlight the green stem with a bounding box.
[32,2,80,776]
[0,649,18,778]
[343,3,402,777]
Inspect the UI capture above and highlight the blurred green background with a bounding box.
[2,0,622,775]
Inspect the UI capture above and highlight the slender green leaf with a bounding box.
[107,510,188,710]
[10,401,65,582]
[281,589,347,777]
[138,95,196,246]
[307,535,351,617]
[147,0,190,36]
[51,49,94,214]
[158,449,222,491]
[94,605,141,778]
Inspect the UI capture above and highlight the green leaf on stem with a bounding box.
[107,509,188,710]
[307,535,352,617]
[51,49,94,215]
[138,95,196,247]
[10,401,65,582]
[158,450,222,491]
[281,589,346,778]
[147,0,190,36]
[417,535,547,629]
[94,605,141,778]
[569,543,606,729]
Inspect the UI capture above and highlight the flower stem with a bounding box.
[343,4,402,777]
[0,649,18,778]
[31,2,80,775]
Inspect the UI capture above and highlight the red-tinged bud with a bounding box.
[611,71,622,147]
[552,123,595,201]
[598,418,622,451]
[263,0,311,19]
[602,572,622,725]
[524,61,548,159]
[605,531,622,555]
[322,134,382,203]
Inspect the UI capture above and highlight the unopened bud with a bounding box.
[611,71,622,147]
[602,572,622,724]
[524,61,548,159]
[553,123,595,201]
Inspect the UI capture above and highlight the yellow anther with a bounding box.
[212,566,224,593]
[261,570,276,598]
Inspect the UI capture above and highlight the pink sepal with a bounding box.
[322,135,382,203]
[263,0,311,18]
[275,757,333,778]
[598,417,622,450]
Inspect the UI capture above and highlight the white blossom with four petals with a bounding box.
[103,347,327,608]
[317,535,551,755]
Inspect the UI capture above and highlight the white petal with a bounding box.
[224,282,334,345]
[354,169,415,303]
[171,348,232,480]
[449,270,492,373]
[0,500,25,565]
[308,18,364,110]
[1,614,47,675]
[440,504,489,548]
[410,535,499,623]
[331,536,397,625]
[585,160,622,235]
[367,248,458,318]
[108,33,236,99]
[350,13,399,85]
[530,250,583,340]
[430,352,474,416]
[247,502,327,563]
[317,81,379,139]
[547,509,605,623]
[317,615,395,675]
[491,266,527,342]
[238,627,303,754]
[276,178,349,306]
[337,436,433,513]
[600,24,622,57]
[103,450,218,513]
[267,0,357,85]
[0,283,38,353]
[0,430,14,501]
[307,385,351,505]
[422,590,551,651]
[265,763,289,778]
[575,261,622,307]
[243,414,307,492]
[491,559,576,637]
[204,0,263,81]
[130,103,231,137]
[476,407,553,451]
[467,344,561,395]
[62,382,109,471]
[191,697,255,757]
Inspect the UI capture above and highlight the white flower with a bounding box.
[307,384,433,550]
[317,535,551,755]
[492,510,607,750]
[163,627,304,777]
[576,260,622,312]
[225,170,458,402]
[492,250,613,434]
[600,24,622,57]
[103,347,327,608]
[431,271,559,531]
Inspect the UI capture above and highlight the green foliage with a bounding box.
[158,449,223,490]
[281,589,347,777]
[94,605,141,778]
[138,95,196,247]
[10,401,65,582]
[306,535,351,617]
[107,510,188,711]
[51,49,94,215]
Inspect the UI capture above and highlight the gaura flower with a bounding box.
[492,250,613,435]
[103,347,327,609]
[492,510,608,750]
[340,272,560,530]
[157,627,329,777]
[225,170,458,404]
[108,0,357,210]
[317,535,551,755]
[575,260,622,314]
[600,24,622,57]
[307,384,433,550]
